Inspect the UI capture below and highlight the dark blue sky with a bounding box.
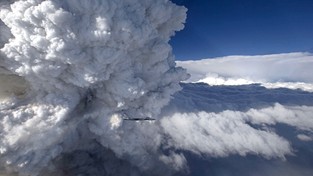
[170,0,313,60]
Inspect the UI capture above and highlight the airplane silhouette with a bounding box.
[123,117,156,121]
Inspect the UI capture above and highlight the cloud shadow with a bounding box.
[162,83,313,116]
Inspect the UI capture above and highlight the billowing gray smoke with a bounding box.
[0,0,188,175]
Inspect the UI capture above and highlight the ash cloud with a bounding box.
[0,0,188,175]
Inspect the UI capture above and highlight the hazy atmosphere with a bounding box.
[0,0,312,176]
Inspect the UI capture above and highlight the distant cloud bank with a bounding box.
[177,52,313,91]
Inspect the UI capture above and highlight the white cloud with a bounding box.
[161,103,313,159]
[177,52,313,91]
[245,104,313,131]
[297,134,312,142]
[168,53,313,170]
[161,110,292,159]
[262,82,313,92]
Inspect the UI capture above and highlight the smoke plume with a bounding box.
[0,0,188,175]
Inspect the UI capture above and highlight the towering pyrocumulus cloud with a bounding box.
[0,0,187,175]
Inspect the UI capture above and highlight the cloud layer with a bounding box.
[171,53,313,175]
[177,52,313,91]
[161,83,313,157]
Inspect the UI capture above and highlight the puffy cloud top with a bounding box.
[0,0,187,175]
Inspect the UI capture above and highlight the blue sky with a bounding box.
[170,0,313,60]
